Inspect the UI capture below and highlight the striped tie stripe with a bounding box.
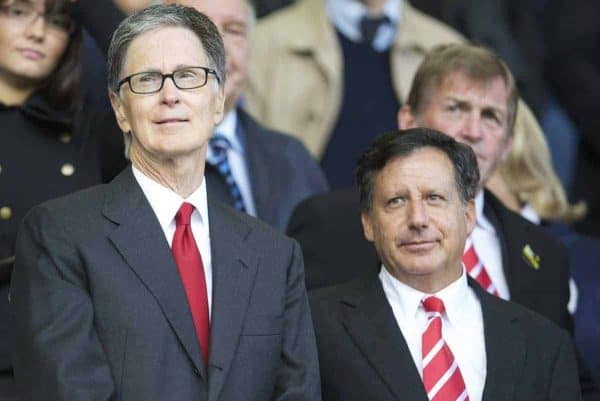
[422,296,470,401]
[462,238,499,296]
[209,134,247,213]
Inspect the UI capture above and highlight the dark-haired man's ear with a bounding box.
[398,105,418,130]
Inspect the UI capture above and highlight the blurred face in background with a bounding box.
[0,0,72,89]
[173,0,252,113]
[399,72,512,188]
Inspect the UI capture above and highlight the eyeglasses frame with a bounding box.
[117,66,221,94]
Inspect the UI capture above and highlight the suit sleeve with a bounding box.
[549,330,582,401]
[273,240,322,401]
[10,206,115,401]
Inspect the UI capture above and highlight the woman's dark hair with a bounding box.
[39,0,83,111]
[1,0,83,110]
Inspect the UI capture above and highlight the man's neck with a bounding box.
[130,146,207,199]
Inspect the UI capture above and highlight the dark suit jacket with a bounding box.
[310,274,581,401]
[289,187,600,398]
[10,167,321,401]
[205,109,328,231]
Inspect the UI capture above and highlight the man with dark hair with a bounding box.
[10,5,321,401]
[311,128,580,401]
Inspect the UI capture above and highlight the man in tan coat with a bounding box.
[247,0,542,189]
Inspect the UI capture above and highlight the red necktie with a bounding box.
[421,296,470,401]
[462,238,499,296]
[172,202,210,365]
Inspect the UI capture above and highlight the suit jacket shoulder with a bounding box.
[288,188,379,290]
[237,109,328,231]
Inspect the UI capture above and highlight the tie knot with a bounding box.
[422,296,445,314]
[176,202,195,226]
[210,133,232,153]
[360,14,390,44]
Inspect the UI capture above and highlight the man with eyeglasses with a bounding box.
[9,5,321,401]
[162,0,328,232]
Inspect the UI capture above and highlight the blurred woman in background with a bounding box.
[0,0,123,398]
[486,113,585,226]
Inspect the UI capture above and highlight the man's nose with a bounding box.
[407,200,429,229]
[459,113,483,143]
[159,76,181,105]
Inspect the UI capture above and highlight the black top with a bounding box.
[0,0,124,384]
[320,31,400,189]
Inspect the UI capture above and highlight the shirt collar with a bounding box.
[475,190,495,232]
[325,0,402,42]
[131,165,209,230]
[379,264,471,327]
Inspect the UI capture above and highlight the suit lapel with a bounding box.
[207,200,258,401]
[483,191,531,304]
[102,168,206,379]
[238,110,273,223]
[471,280,526,401]
[340,277,429,401]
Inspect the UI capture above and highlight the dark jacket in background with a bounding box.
[0,2,124,399]
[545,0,600,236]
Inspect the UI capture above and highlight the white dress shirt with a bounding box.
[470,191,510,299]
[380,267,486,401]
[206,110,257,216]
[132,166,213,318]
[326,0,402,52]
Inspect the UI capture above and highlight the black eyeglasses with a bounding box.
[118,66,221,94]
[0,3,76,35]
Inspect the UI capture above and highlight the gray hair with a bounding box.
[107,4,226,93]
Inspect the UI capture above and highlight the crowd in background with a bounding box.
[1,0,599,399]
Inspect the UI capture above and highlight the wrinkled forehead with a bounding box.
[434,71,508,105]
[122,26,208,74]
[377,148,458,192]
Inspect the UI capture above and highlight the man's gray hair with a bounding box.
[107,4,226,94]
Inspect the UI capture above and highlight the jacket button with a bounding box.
[61,163,75,176]
[59,132,72,144]
[0,206,11,220]
[193,367,201,375]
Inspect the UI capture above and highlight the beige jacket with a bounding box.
[246,0,542,159]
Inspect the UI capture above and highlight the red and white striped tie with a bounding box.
[421,296,469,401]
[462,238,499,296]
